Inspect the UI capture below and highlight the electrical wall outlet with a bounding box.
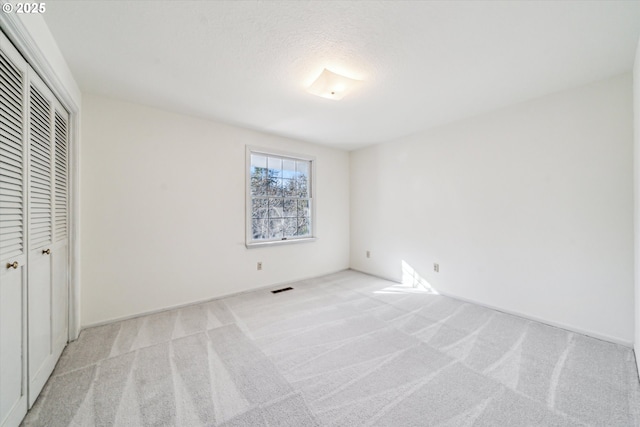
[366,250,371,258]
[434,263,439,273]
[257,262,262,271]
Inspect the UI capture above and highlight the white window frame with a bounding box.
[245,146,317,248]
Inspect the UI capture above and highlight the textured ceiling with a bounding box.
[42,1,640,150]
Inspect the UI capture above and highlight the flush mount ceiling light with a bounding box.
[307,68,362,100]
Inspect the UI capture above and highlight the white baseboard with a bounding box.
[80,268,350,331]
[348,267,402,284]
[348,268,633,348]
[434,289,633,348]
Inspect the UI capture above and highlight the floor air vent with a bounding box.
[271,287,293,294]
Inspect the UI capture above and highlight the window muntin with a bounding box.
[248,150,314,245]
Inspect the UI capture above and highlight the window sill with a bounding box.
[245,237,317,249]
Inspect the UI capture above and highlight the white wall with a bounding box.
[350,73,634,345]
[80,94,350,326]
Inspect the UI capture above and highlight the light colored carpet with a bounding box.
[22,270,640,426]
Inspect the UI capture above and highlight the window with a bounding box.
[246,147,315,247]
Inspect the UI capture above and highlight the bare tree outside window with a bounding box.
[248,151,313,243]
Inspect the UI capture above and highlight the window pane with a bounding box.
[297,199,310,217]
[296,160,309,178]
[282,159,296,179]
[251,176,267,196]
[269,198,283,218]
[269,219,284,239]
[297,217,310,236]
[267,177,283,197]
[284,218,297,237]
[267,157,282,178]
[296,160,310,197]
[252,198,268,218]
[252,218,268,240]
[282,178,295,197]
[283,200,296,217]
[250,155,267,196]
[251,154,267,170]
[296,177,309,197]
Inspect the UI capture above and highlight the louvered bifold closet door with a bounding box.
[50,104,69,370]
[0,32,29,427]
[0,51,24,261]
[54,111,67,243]
[28,83,52,250]
[26,74,57,407]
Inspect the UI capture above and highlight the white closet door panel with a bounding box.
[26,74,56,408]
[0,266,26,427]
[26,256,54,406]
[51,103,68,360]
[0,32,28,427]
[51,246,67,356]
